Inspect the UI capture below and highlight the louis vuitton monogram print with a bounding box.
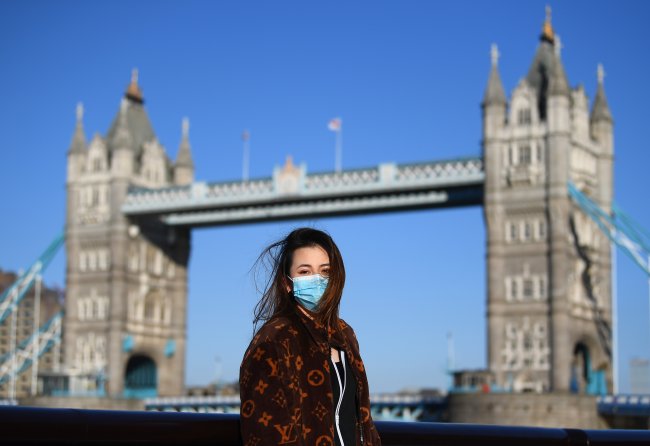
[240,308,381,446]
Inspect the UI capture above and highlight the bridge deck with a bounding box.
[122,157,484,227]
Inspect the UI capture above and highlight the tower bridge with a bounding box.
[1,11,629,428]
[62,8,615,402]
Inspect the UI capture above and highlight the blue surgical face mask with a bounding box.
[289,274,329,311]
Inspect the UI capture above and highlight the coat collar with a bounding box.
[291,303,348,351]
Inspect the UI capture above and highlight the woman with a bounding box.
[240,228,381,446]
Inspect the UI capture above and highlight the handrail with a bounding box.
[1,406,649,446]
[0,406,238,446]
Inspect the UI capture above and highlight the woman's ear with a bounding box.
[284,275,292,294]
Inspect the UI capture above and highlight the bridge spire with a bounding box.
[68,102,87,154]
[541,5,555,43]
[591,63,612,123]
[482,43,506,107]
[125,67,144,103]
[174,117,194,185]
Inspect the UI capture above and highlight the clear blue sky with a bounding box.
[1,0,649,394]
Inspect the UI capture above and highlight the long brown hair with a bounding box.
[253,227,346,331]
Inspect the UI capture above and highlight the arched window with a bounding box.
[510,222,518,241]
[517,108,532,125]
[124,355,157,398]
[523,279,534,298]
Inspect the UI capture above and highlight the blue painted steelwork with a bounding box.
[0,233,64,324]
[588,370,607,396]
[568,182,650,277]
[0,311,63,384]
[122,335,134,353]
[164,339,176,358]
[598,394,650,417]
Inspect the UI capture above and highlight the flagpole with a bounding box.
[447,331,455,391]
[242,129,250,182]
[328,117,343,173]
[335,129,341,173]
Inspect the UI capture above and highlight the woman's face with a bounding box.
[289,245,330,279]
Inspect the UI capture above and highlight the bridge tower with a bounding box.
[64,71,193,397]
[483,11,614,393]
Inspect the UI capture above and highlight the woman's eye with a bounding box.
[321,270,330,277]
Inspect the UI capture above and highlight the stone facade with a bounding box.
[448,393,607,429]
[19,395,145,411]
[482,15,614,394]
[64,72,193,398]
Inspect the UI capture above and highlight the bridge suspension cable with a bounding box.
[0,233,64,324]
[568,183,650,276]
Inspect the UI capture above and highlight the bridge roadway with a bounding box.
[122,157,484,227]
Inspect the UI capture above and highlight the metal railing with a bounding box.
[1,406,649,446]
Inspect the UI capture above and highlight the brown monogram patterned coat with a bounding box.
[239,306,381,446]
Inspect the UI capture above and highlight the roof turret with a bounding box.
[106,69,156,157]
[483,44,507,106]
[591,64,613,123]
[68,102,87,154]
[175,117,194,168]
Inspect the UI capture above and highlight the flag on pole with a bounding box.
[328,117,343,172]
[328,117,342,132]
